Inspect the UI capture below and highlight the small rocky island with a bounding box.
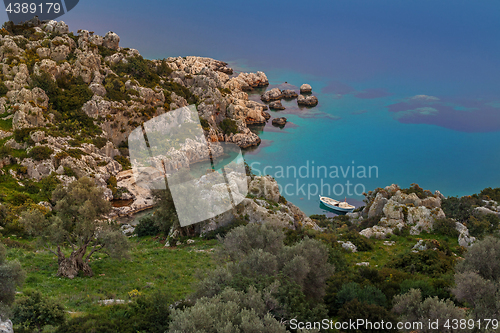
[260,84,318,108]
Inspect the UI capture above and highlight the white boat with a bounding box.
[319,195,355,213]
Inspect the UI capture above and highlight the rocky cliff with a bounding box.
[0,18,274,212]
[348,184,489,247]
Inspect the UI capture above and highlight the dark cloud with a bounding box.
[322,81,355,95]
[354,88,392,99]
[387,96,500,132]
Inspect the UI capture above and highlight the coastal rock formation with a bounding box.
[297,94,319,107]
[103,31,120,50]
[261,88,283,102]
[300,83,312,94]
[359,184,476,246]
[272,117,287,127]
[269,101,285,110]
[281,89,298,99]
[198,176,320,236]
[0,19,282,214]
[248,175,281,203]
[456,222,476,247]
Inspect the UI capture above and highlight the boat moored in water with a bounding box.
[319,195,355,213]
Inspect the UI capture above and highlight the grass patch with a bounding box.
[4,236,217,313]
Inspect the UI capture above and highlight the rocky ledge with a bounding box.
[0,19,281,216]
[347,184,477,247]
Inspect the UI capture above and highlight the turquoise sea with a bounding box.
[7,0,498,216]
[237,65,500,215]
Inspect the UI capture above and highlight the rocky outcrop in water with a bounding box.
[269,101,285,110]
[297,94,319,107]
[272,117,287,127]
[300,83,312,94]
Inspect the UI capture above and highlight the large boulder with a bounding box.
[360,225,394,239]
[406,206,446,233]
[269,100,285,110]
[300,84,312,94]
[261,88,283,102]
[382,199,404,220]
[368,192,388,218]
[456,222,476,247]
[421,196,441,209]
[391,191,422,206]
[248,176,281,203]
[281,89,298,99]
[272,117,287,127]
[475,206,500,217]
[103,32,120,50]
[42,20,69,34]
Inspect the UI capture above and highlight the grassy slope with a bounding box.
[3,236,217,313]
[346,232,460,271]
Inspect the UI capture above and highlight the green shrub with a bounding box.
[135,216,160,237]
[0,81,8,96]
[162,81,197,105]
[204,217,248,240]
[104,75,130,102]
[199,117,210,130]
[341,231,374,251]
[338,299,398,333]
[219,118,238,135]
[97,45,118,58]
[467,213,500,238]
[114,155,131,170]
[387,249,455,276]
[111,56,161,88]
[156,59,173,77]
[12,290,66,332]
[0,145,12,158]
[13,128,33,143]
[400,183,433,199]
[28,146,53,161]
[441,195,482,222]
[335,282,387,310]
[433,218,459,237]
[92,137,108,149]
[479,187,500,203]
[399,279,436,299]
[63,167,77,178]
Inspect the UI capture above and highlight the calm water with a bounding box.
[7,0,499,216]
[240,66,500,215]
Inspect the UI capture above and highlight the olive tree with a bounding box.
[194,223,333,325]
[0,243,25,317]
[452,236,500,319]
[392,289,467,333]
[21,177,129,278]
[169,286,288,333]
